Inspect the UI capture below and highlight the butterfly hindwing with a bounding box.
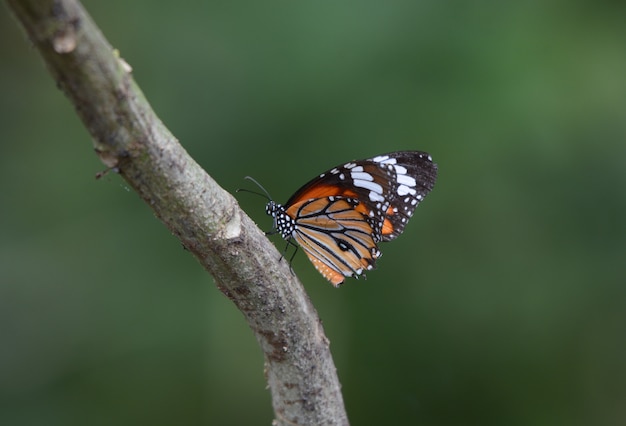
[288,197,380,285]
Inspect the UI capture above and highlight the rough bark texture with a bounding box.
[6,1,349,424]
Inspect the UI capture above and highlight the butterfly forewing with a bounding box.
[370,151,437,241]
[266,151,437,286]
[286,151,437,242]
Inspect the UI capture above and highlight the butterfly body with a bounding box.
[265,151,437,286]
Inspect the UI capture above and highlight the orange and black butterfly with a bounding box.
[246,151,437,286]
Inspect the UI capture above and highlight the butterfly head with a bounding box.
[266,201,295,240]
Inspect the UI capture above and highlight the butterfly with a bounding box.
[246,151,437,286]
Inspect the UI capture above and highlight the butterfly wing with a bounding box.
[288,197,380,286]
[285,151,437,242]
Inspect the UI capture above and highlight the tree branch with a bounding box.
[6,0,348,424]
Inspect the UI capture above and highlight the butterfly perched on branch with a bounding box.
[242,151,438,286]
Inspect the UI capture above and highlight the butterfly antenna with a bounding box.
[236,176,273,201]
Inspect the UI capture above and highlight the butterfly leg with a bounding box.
[279,239,299,276]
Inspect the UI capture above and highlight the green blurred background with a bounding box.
[2,1,625,425]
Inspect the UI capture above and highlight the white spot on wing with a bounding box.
[369,191,385,202]
[398,185,416,196]
[394,165,408,175]
[351,171,373,181]
[354,179,383,194]
[397,174,416,187]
